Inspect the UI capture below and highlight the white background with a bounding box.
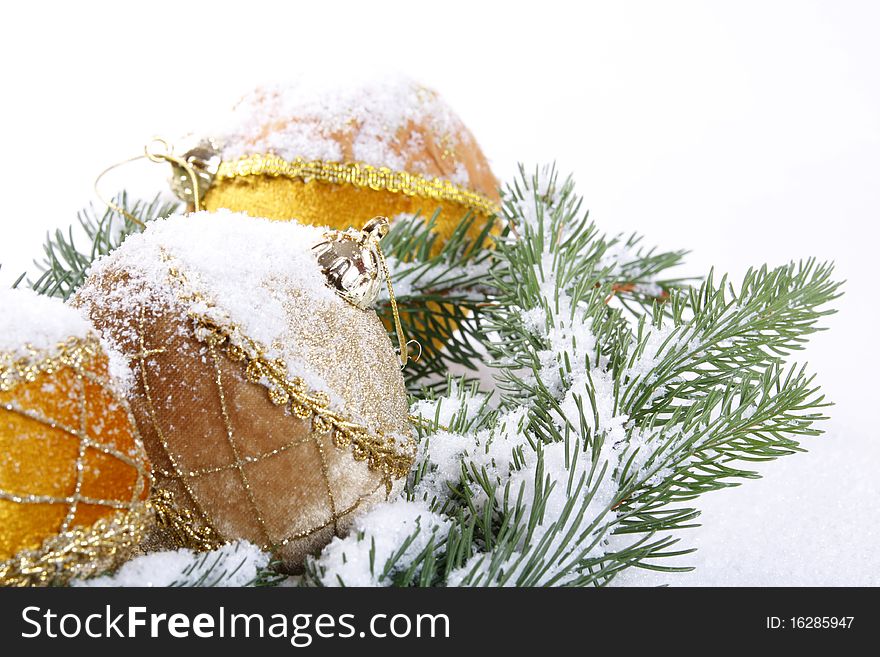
[1,0,877,584]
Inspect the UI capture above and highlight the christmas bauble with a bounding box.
[169,76,500,248]
[0,289,150,586]
[73,211,415,569]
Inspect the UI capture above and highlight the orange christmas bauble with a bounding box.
[0,289,150,586]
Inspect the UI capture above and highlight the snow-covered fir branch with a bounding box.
[301,165,840,587]
[73,541,278,588]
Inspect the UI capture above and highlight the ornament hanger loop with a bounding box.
[143,136,205,212]
[93,136,207,228]
[406,339,422,363]
[362,216,391,241]
[144,136,174,164]
[93,154,150,229]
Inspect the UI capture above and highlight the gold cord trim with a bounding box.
[0,336,102,392]
[207,342,273,547]
[0,503,150,587]
[275,482,383,547]
[147,489,226,553]
[0,336,151,550]
[216,154,501,217]
[136,306,224,541]
[59,375,89,533]
[313,432,340,536]
[192,314,415,494]
[159,252,415,493]
[375,234,411,367]
[2,393,147,476]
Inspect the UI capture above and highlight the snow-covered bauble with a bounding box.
[73,211,415,570]
[0,289,150,586]
[167,76,500,250]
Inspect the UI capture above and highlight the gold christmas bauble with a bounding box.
[73,211,415,570]
[0,289,150,586]
[170,76,500,248]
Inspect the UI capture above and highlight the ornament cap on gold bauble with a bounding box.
[166,137,222,204]
[0,289,150,586]
[312,215,390,310]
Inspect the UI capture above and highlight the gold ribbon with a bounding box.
[215,154,500,218]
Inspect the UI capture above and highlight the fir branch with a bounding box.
[306,164,840,587]
[25,193,178,300]
[619,260,841,421]
[377,210,497,390]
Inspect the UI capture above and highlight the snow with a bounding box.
[75,210,354,407]
[307,499,450,587]
[414,406,529,507]
[411,380,487,429]
[73,541,270,587]
[0,288,134,396]
[3,2,878,586]
[0,288,92,356]
[215,74,470,183]
[613,416,879,586]
[99,334,136,398]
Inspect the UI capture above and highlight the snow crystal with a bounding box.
[520,306,547,335]
[449,162,470,186]
[409,388,536,505]
[98,334,135,397]
[413,429,471,498]
[508,165,566,235]
[73,541,270,587]
[465,408,530,481]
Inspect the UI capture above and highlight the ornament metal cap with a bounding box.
[312,216,390,310]
[165,137,222,205]
[312,217,412,367]
[93,137,221,226]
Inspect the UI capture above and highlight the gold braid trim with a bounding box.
[191,314,415,493]
[216,154,501,217]
[0,502,150,587]
[0,335,102,392]
[145,489,226,552]
[162,255,415,493]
